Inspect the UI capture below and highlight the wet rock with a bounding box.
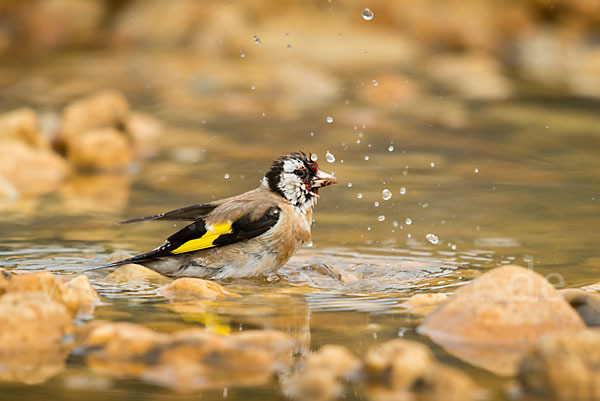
[365,339,434,389]
[64,275,101,314]
[0,140,70,196]
[560,289,600,327]
[103,264,172,286]
[405,293,448,316]
[305,345,362,379]
[364,339,477,401]
[0,292,72,384]
[78,321,297,391]
[282,369,341,401]
[159,277,240,301]
[519,329,600,401]
[59,90,130,148]
[66,127,133,171]
[0,108,47,149]
[419,265,586,376]
[2,270,91,315]
[282,345,361,401]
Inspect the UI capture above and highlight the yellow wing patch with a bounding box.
[170,222,233,254]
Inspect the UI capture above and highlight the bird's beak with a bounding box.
[313,170,339,188]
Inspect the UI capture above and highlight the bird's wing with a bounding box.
[120,203,218,224]
[90,205,281,270]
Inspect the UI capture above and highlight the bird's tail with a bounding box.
[84,253,155,272]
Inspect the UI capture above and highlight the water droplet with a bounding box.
[474,168,479,173]
[430,162,435,168]
[426,233,439,245]
[364,155,370,161]
[399,187,406,195]
[357,193,363,199]
[362,8,374,20]
[451,244,457,250]
[251,85,256,90]
[356,139,361,144]
[392,221,399,228]
[388,145,394,152]
[378,215,385,222]
[326,116,334,124]
[325,151,335,163]
[382,189,392,200]
[405,218,412,225]
[240,50,246,58]
[253,35,262,45]
[310,153,318,161]
[374,201,379,207]
[347,182,353,188]
[224,173,230,179]
[372,79,378,86]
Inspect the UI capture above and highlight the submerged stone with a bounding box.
[364,339,477,401]
[405,293,449,316]
[1,270,97,315]
[77,321,297,391]
[0,293,72,384]
[282,344,361,401]
[419,265,586,376]
[560,289,600,327]
[103,264,172,285]
[519,329,600,400]
[66,127,133,171]
[159,277,240,301]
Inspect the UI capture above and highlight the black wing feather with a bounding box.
[120,203,218,224]
[88,206,280,271]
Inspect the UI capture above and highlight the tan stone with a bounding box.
[419,265,586,376]
[0,140,70,196]
[64,275,101,314]
[405,293,449,316]
[0,293,72,384]
[306,345,362,379]
[364,339,477,401]
[78,321,296,391]
[59,90,130,147]
[560,289,600,327]
[0,108,47,149]
[519,329,600,401]
[3,271,83,315]
[66,127,133,171]
[282,369,341,401]
[365,339,434,389]
[159,277,240,301]
[104,264,172,285]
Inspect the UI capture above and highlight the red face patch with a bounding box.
[309,161,319,172]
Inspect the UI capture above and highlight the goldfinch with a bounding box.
[92,152,338,279]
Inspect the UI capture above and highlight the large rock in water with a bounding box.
[519,329,600,401]
[0,293,73,384]
[419,265,586,376]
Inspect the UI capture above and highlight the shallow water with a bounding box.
[1,50,600,400]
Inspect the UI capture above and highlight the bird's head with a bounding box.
[264,151,338,211]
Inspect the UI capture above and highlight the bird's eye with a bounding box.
[294,169,307,178]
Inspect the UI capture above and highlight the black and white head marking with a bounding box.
[264,151,320,212]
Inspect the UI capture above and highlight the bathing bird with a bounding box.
[90,151,338,279]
